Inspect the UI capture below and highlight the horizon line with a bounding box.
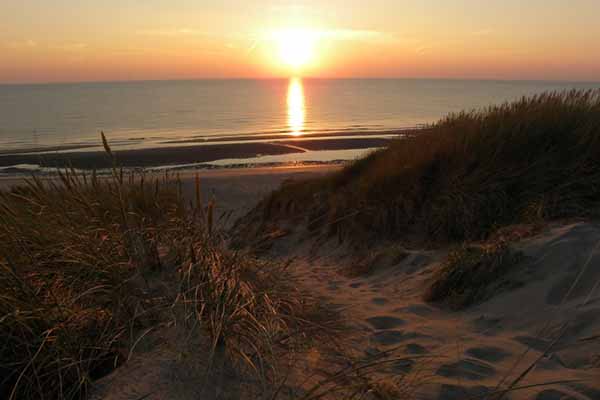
[2,76,600,86]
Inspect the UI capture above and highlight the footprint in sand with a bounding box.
[435,384,491,400]
[546,269,600,306]
[364,347,380,358]
[564,383,600,400]
[371,297,388,306]
[535,353,568,371]
[546,274,581,305]
[436,359,496,381]
[513,335,554,352]
[366,316,405,330]
[563,308,600,337]
[371,330,420,345]
[471,315,503,335]
[390,359,415,374]
[466,346,511,363]
[394,304,434,317]
[535,389,577,400]
[405,343,429,354]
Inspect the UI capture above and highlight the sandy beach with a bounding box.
[0,164,342,225]
[0,136,393,170]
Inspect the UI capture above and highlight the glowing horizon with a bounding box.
[2,1,600,84]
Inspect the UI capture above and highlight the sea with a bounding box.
[1,78,599,166]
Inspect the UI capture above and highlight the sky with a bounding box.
[2,0,600,83]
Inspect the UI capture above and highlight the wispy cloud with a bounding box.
[321,29,392,42]
[54,43,88,52]
[6,39,37,49]
[472,29,493,37]
[136,27,393,46]
[415,45,432,56]
[264,28,394,43]
[5,40,89,53]
[136,28,207,37]
[245,40,258,55]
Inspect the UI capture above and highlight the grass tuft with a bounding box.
[0,169,184,399]
[176,233,343,393]
[0,142,343,399]
[424,242,523,309]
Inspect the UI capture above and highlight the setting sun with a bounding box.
[276,30,316,70]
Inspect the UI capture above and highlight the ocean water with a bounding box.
[0,78,599,153]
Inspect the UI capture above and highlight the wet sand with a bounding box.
[160,128,411,145]
[0,137,390,170]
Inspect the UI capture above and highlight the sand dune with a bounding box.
[89,167,600,400]
[286,221,600,400]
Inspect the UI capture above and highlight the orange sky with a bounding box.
[2,1,600,83]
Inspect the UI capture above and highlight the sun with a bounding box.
[276,30,316,69]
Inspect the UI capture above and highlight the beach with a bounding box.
[0,135,392,172]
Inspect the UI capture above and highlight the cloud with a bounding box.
[415,45,432,56]
[6,39,37,49]
[136,28,207,37]
[472,29,493,37]
[245,40,258,55]
[265,28,394,43]
[322,29,391,42]
[5,40,89,52]
[54,43,88,52]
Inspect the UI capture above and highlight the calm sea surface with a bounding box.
[1,79,599,153]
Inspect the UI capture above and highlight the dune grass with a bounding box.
[175,220,344,396]
[424,242,524,309]
[0,143,344,399]
[248,90,600,244]
[0,165,186,399]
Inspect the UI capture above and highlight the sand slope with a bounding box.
[292,222,600,399]
[89,168,600,399]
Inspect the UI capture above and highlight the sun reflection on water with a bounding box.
[287,77,305,136]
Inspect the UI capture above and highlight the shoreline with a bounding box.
[0,136,393,173]
[0,163,343,189]
[0,128,417,156]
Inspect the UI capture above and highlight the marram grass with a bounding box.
[248,90,600,244]
[0,166,185,399]
[0,155,343,399]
